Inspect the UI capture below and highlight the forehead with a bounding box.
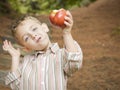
[16,19,40,31]
[15,19,40,39]
[20,18,40,26]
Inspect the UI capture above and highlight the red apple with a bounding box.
[49,8,67,28]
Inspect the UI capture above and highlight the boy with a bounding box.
[2,10,83,90]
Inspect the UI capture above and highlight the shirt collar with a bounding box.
[34,43,59,57]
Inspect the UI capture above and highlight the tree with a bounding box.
[0,0,96,14]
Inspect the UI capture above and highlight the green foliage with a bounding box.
[112,27,120,35]
[111,27,120,42]
[0,0,11,14]
[7,0,96,14]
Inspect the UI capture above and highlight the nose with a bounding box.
[30,33,37,39]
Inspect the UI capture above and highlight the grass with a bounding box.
[111,27,120,35]
[111,26,120,42]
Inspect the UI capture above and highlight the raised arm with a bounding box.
[62,11,83,76]
[2,40,21,72]
[62,11,77,52]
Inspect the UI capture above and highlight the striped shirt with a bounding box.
[5,41,83,90]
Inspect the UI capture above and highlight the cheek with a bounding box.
[43,34,49,42]
[15,37,24,46]
[24,42,35,50]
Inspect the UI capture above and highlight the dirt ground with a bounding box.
[0,0,120,90]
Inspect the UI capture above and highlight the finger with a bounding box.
[66,11,73,20]
[3,40,6,46]
[4,40,9,46]
[4,40,12,51]
[64,21,71,27]
[3,41,8,48]
[64,16,73,25]
[2,45,7,51]
[9,41,14,49]
[2,40,9,50]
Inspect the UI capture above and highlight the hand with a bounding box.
[63,11,73,34]
[2,40,21,58]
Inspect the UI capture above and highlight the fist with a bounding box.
[49,8,67,28]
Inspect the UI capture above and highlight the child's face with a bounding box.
[15,19,51,51]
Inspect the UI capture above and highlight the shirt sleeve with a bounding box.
[5,68,21,89]
[5,56,25,89]
[62,41,83,77]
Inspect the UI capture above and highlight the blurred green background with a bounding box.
[0,0,96,15]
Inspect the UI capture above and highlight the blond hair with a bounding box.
[11,15,41,37]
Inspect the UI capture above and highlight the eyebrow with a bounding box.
[29,25,34,30]
[29,24,39,31]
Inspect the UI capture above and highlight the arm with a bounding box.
[3,40,21,71]
[62,11,83,76]
[3,40,21,89]
[62,11,77,52]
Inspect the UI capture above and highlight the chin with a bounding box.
[36,41,50,51]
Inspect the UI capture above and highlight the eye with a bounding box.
[24,36,29,42]
[32,27,37,31]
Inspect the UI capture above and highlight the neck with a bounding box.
[36,41,52,52]
[45,41,52,51]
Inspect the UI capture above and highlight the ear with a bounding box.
[41,23,49,32]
